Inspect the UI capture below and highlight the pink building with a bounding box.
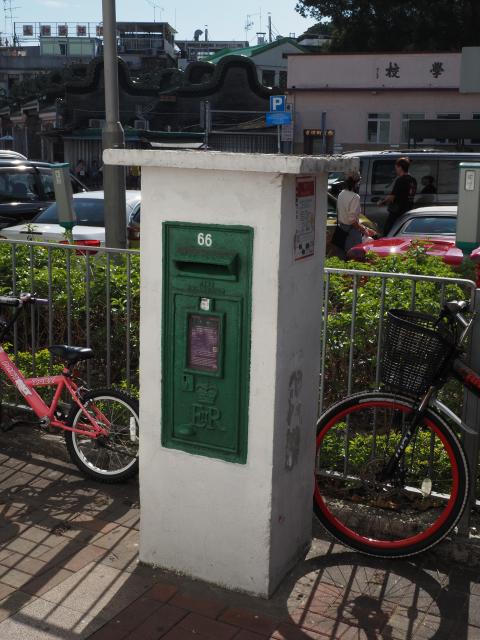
[287,51,480,153]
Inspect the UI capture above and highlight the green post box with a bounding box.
[162,222,253,463]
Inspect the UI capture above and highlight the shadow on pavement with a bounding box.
[0,430,477,639]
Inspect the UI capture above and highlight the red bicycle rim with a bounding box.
[314,400,460,550]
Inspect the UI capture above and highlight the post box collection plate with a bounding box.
[162,222,253,463]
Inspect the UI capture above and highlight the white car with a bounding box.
[0,190,141,246]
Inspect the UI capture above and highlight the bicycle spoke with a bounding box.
[71,394,138,476]
[315,399,461,550]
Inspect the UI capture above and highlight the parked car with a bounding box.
[334,150,480,229]
[0,191,141,246]
[0,150,27,160]
[0,159,88,229]
[347,206,465,265]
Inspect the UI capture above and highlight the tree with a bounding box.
[295,0,480,52]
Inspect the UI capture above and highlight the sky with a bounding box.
[9,0,315,42]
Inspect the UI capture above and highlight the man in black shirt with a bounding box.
[380,157,417,235]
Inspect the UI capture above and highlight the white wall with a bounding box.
[291,89,480,149]
[253,42,303,85]
[288,52,461,90]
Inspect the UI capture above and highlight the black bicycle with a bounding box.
[314,299,478,557]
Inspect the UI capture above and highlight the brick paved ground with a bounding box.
[0,426,479,639]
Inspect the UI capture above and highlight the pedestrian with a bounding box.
[75,159,88,183]
[334,170,376,256]
[379,157,417,235]
[90,160,100,188]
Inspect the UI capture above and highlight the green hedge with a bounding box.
[322,248,475,413]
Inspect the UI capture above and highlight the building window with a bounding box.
[279,71,287,90]
[261,69,275,87]
[436,113,460,143]
[367,113,390,144]
[401,113,425,144]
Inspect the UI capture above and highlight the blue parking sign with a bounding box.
[270,95,286,112]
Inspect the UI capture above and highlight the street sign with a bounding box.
[270,95,286,112]
[266,111,292,126]
[281,122,294,142]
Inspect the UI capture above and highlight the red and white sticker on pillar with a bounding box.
[294,176,316,261]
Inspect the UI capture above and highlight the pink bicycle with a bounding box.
[0,293,139,483]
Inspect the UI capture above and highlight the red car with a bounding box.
[347,206,465,266]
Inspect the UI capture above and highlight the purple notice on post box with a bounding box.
[188,315,219,372]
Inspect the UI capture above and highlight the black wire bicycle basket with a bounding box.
[381,309,455,395]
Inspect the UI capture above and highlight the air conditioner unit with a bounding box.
[88,118,105,128]
[134,119,148,130]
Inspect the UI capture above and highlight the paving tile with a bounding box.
[285,608,359,639]
[273,622,341,639]
[62,544,107,571]
[6,537,51,558]
[91,525,138,550]
[0,589,36,623]
[0,550,23,568]
[0,581,15,601]
[37,540,82,564]
[0,566,32,589]
[0,523,24,544]
[234,631,269,640]
[411,613,453,640]
[17,526,58,547]
[454,624,480,640]
[125,603,188,640]
[220,608,279,636]
[465,594,480,628]
[40,561,152,619]
[14,556,48,576]
[160,627,211,640]
[88,594,164,640]
[22,567,75,597]
[0,595,106,639]
[179,612,238,639]
[71,514,119,535]
[171,590,228,619]
[388,608,424,640]
[94,530,139,571]
[145,581,178,603]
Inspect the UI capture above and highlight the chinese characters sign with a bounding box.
[383,61,445,80]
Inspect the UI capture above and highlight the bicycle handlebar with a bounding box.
[0,294,49,307]
[0,296,20,307]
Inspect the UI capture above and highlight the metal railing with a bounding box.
[0,238,140,389]
[1,240,479,527]
[319,267,477,412]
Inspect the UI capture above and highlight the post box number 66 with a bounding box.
[197,233,213,247]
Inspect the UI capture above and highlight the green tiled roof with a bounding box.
[204,37,305,63]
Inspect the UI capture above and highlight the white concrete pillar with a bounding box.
[104,149,357,597]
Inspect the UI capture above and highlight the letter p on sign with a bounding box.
[270,95,286,112]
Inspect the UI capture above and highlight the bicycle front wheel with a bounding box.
[314,392,468,557]
[65,388,139,483]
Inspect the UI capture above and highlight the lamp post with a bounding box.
[102,0,127,248]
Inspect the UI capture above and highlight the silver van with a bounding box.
[336,150,480,228]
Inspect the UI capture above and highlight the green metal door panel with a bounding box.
[162,222,253,463]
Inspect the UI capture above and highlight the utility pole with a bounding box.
[268,13,272,43]
[102,0,127,248]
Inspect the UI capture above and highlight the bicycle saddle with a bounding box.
[48,345,94,364]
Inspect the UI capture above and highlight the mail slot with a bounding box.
[162,222,253,462]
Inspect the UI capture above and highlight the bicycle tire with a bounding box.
[314,391,469,558]
[65,387,139,483]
